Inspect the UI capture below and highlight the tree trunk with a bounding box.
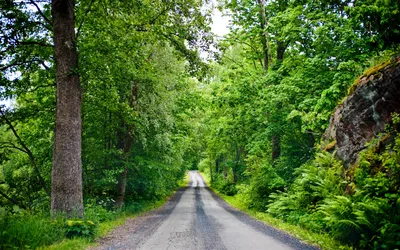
[115,132,132,208]
[115,82,138,208]
[276,40,286,63]
[233,144,241,183]
[271,41,286,162]
[257,0,271,71]
[272,135,281,162]
[51,0,83,217]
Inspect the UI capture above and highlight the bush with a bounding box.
[85,203,118,223]
[0,213,65,249]
[267,130,400,249]
[268,152,344,221]
[211,174,238,196]
[65,219,97,239]
[241,163,285,210]
[219,182,238,196]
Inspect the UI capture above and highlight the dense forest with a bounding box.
[1,0,400,249]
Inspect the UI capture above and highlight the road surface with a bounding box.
[93,171,317,250]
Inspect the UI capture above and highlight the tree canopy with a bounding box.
[1,0,400,248]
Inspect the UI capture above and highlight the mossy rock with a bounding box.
[347,57,400,96]
[322,140,337,152]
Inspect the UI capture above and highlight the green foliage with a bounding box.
[197,1,400,248]
[65,220,97,239]
[267,152,344,229]
[266,131,400,249]
[84,203,118,223]
[239,163,286,210]
[211,175,238,196]
[1,0,400,248]
[0,213,65,250]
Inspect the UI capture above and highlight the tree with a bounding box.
[51,0,83,217]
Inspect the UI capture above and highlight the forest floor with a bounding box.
[90,171,316,250]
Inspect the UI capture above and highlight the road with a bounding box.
[93,171,317,250]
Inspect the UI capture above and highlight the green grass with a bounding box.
[178,171,190,188]
[199,171,210,185]
[199,171,351,250]
[38,238,92,250]
[39,197,174,250]
[38,216,128,250]
[0,215,66,250]
[37,174,188,250]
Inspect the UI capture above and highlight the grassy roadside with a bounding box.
[40,172,191,250]
[198,172,351,250]
[179,171,190,188]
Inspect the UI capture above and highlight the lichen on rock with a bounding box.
[323,57,400,168]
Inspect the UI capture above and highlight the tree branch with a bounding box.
[76,0,96,39]
[0,189,27,209]
[17,41,53,47]
[29,0,53,26]
[0,108,51,196]
[0,141,28,153]
[0,58,46,71]
[29,83,55,92]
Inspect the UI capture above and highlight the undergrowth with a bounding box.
[201,115,400,249]
[199,171,349,250]
[0,173,188,250]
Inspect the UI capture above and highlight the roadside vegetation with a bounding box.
[1,0,400,249]
[200,171,349,250]
[194,1,400,249]
[0,180,185,250]
[201,127,400,249]
[1,0,206,248]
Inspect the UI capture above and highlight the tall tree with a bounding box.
[51,0,83,217]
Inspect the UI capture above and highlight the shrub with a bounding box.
[65,219,97,239]
[268,152,344,217]
[0,213,65,249]
[241,163,285,210]
[219,182,238,196]
[85,203,118,222]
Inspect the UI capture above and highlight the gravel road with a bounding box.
[92,171,318,250]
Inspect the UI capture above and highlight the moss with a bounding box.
[323,140,337,151]
[347,57,400,96]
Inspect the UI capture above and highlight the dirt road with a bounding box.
[93,171,317,250]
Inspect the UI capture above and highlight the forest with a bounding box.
[1,0,400,249]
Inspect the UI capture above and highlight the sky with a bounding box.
[211,7,231,38]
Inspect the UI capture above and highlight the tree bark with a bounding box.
[272,134,281,162]
[257,0,271,71]
[276,40,286,63]
[115,168,128,207]
[115,82,138,208]
[51,0,83,217]
[115,132,132,208]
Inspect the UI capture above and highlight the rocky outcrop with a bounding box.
[323,57,400,168]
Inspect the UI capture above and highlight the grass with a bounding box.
[38,215,134,250]
[178,171,190,187]
[0,215,66,250]
[38,173,189,250]
[199,171,210,184]
[38,238,92,250]
[199,171,351,250]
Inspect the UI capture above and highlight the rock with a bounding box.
[323,59,400,168]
